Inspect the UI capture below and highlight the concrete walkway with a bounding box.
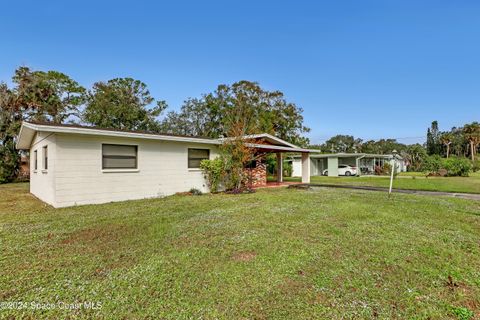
[290,183,480,201]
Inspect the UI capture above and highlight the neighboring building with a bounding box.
[16,122,316,208]
[290,153,407,177]
[18,154,30,180]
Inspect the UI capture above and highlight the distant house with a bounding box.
[16,122,317,208]
[18,154,30,180]
[290,153,407,177]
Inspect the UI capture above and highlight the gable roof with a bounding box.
[16,121,318,153]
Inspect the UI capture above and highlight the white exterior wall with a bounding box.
[292,158,302,177]
[30,133,219,207]
[29,132,56,205]
[327,157,339,177]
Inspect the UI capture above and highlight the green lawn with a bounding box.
[1,183,479,319]
[279,172,480,194]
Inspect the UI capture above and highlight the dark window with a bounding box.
[245,160,257,169]
[43,146,48,170]
[34,150,38,170]
[188,148,209,168]
[102,144,138,169]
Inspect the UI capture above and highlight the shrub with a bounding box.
[422,155,472,177]
[472,159,480,172]
[443,157,472,177]
[450,306,474,320]
[189,188,203,196]
[0,142,20,184]
[200,158,224,193]
[422,155,443,174]
[283,160,293,177]
[375,162,392,176]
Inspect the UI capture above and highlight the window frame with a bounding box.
[102,144,138,170]
[187,148,210,169]
[33,150,38,171]
[42,146,48,170]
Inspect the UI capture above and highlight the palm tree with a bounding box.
[463,122,480,161]
[440,132,453,158]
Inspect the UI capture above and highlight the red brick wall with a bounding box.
[243,160,267,188]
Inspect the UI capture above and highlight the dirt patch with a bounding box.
[60,224,132,245]
[232,251,257,262]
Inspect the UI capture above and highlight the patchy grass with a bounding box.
[1,183,480,319]
[279,171,480,194]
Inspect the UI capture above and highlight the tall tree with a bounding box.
[322,135,362,153]
[463,122,480,161]
[160,81,310,146]
[426,121,441,155]
[439,132,453,158]
[403,143,427,172]
[0,83,20,183]
[12,67,86,123]
[1,67,85,183]
[83,78,166,131]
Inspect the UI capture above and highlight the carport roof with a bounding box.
[291,153,403,159]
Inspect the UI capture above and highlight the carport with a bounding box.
[290,153,406,177]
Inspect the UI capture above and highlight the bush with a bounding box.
[375,162,392,176]
[472,159,480,172]
[421,155,472,177]
[0,142,20,184]
[189,188,203,196]
[200,158,224,193]
[450,306,474,320]
[443,157,472,177]
[422,155,443,174]
[283,160,293,177]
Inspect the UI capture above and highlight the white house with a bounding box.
[16,122,316,208]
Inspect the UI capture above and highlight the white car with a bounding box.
[323,165,357,176]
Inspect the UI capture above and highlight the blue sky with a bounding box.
[1,0,479,144]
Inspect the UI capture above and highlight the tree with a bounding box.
[11,67,86,123]
[449,126,467,157]
[403,143,427,172]
[463,122,480,161]
[322,135,362,153]
[439,132,453,158]
[83,78,166,131]
[160,81,310,146]
[1,66,86,183]
[33,71,86,123]
[0,83,20,183]
[426,121,441,155]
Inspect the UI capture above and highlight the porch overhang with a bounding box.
[246,143,319,153]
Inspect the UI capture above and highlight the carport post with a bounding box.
[276,152,283,183]
[301,153,310,183]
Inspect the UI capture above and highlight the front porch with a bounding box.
[241,134,319,188]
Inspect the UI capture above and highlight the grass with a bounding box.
[1,183,480,319]
[278,171,480,194]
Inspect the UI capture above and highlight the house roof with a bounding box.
[16,121,318,153]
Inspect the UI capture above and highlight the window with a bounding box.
[102,144,138,169]
[42,146,48,170]
[245,160,257,169]
[34,150,38,171]
[188,148,209,168]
